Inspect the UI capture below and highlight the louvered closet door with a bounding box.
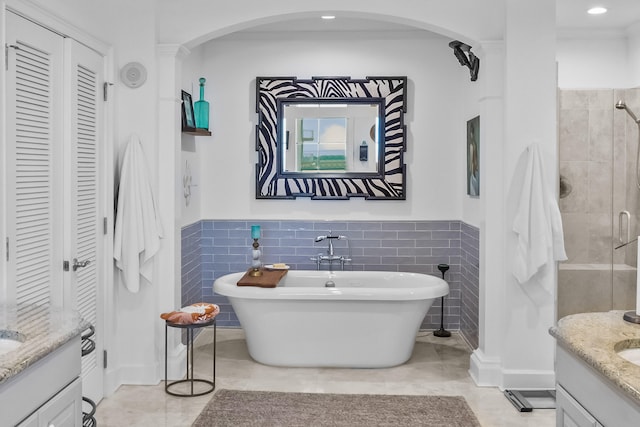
[6,13,106,404]
[5,11,65,310]
[63,38,104,403]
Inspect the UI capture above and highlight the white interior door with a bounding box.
[63,38,105,404]
[5,10,64,310]
[5,11,106,405]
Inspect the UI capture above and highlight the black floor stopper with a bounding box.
[434,263,451,338]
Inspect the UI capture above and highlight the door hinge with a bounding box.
[103,82,113,101]
[63,260,70,271]
[5,237,9,261]
[5,44,19,71]
[104,350,108,369]
[103,217,108,235]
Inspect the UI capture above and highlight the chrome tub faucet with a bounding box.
[311,231,351,270]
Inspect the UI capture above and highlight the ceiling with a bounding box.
[557,0,640,31]
[236,1,640,36]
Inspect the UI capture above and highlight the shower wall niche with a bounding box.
[558,88,640,319]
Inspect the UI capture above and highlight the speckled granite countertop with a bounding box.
[0,304,89,386]
[550,310,640,405]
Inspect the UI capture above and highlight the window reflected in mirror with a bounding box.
[281,102,379,174]
[298,117,347,171]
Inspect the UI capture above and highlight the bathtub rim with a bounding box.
[213,270,449,301]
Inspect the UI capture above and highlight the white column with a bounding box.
[470,41,507,387]
[156,44,190,380]
[471,0,558,390]
[502,0,557,390]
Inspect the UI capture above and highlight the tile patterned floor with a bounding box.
[95,329,555,426]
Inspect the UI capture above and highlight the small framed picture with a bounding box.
[181,90,196,131]
[467,115,480,197]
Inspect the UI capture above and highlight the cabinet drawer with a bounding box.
[16,378,81,427]
[38,377,82,427]
[556,384,601,427]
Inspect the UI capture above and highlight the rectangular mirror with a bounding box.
[256,76,407,200]
[280,100,383,175]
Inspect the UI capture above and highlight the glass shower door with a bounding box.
[612,88,640,315]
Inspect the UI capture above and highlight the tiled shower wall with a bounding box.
[557,89,638,319]
[559,90,616,267]
[181,220,479,348]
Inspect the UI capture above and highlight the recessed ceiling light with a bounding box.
[321,15,336,20]
[587,7,608,15]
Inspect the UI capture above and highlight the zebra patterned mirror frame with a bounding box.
[255,76,407,200]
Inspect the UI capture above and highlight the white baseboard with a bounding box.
[103,343,186,396]
[103,367,121,397]
[501,368,556,390]
[469,349,556,390]
[469,349,502,387]
[114,362,162,385]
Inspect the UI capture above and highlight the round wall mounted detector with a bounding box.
[120,62,147,88]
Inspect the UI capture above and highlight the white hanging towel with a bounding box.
[114,134,164,293]
[512,143,567,283]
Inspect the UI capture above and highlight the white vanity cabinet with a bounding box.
[550,312,640,427]
[0,337,82,427]
[555,345,640,427]
[556,384,602,427]
[17,378,81,427]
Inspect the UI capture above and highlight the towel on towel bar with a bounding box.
[512,143,567,283]
[114,134,164,293]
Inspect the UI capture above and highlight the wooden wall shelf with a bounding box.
[183,128,211,136]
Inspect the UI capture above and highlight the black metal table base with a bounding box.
[164,318,216,397]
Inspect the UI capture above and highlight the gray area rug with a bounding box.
[192,389,482,426]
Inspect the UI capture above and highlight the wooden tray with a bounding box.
[236,268,288,288]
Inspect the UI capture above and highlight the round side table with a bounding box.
[164,317,216,397]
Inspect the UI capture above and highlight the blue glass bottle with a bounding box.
[194,77,210,130]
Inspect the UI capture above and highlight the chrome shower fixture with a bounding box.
[449,40,479,82]
[615,100,640,190]
[615,100,640,123]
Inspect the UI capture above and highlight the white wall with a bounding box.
[629,24,640,88]
[194,33,472,221]
[557,35,629,89]
[181,46,204,227]
[556,26,640,90]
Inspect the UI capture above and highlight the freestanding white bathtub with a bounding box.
[213,270,449,368]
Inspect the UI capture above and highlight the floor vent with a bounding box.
[504,389,556,412]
